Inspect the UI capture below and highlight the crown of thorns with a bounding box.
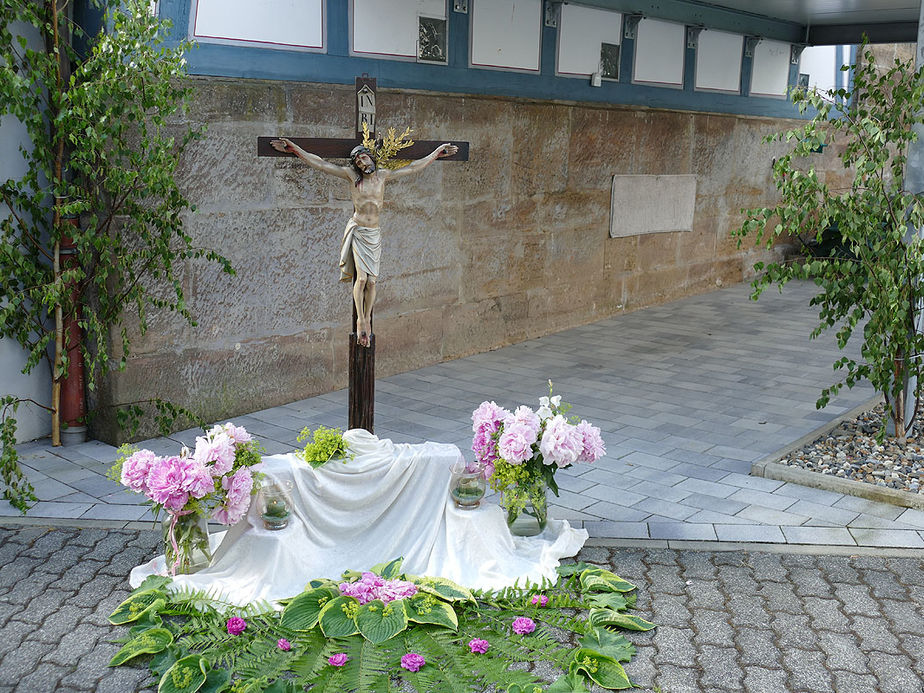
[349,145,374,161]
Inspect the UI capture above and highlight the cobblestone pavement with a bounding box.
[2,525,924,692]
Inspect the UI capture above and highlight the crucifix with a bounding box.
[257,78,469,434]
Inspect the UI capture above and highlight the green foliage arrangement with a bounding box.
[296,427,351,469]
[0,0,233,510]
[734,43,924,439]
[108,558,655,691]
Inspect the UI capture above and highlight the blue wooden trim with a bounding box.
[161,0,806,120]
[619,34,634,84]
[683,39,695,93]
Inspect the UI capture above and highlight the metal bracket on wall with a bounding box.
[544,1,561,28]
[453,0,468,13]
[686,26,704,50]
[623,14,643,40]
[744,36,761,58]
[790,44,805,64]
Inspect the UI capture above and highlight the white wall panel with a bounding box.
[695,29,742,93]
[557,4,622,76]
[750,39,791,97]
[194,0,323,49]
[633,18,684,87]
[353,0,445,58]
[471,0,542,71]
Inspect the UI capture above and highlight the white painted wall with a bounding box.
[0,22,51,443]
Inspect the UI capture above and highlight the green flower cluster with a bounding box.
[296,426,351,469]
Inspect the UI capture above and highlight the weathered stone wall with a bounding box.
[93,77,844,442]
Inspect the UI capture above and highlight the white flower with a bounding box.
[537,404,552,420]
[550,395,561,407]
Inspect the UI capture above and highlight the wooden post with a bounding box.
[348,280,374,432]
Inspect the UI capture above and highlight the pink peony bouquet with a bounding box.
[112,422,264,574]
[472,382,605,531]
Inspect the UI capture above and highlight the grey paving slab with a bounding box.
[649,522,718,541]
[848,529,924,548]
[780,527,857,546]
[7,280,917,548]
[714,524,787,543]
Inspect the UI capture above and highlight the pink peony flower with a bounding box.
[538,415,583,468]
[471,401,509,432]
[120,449,159,494]
[146,456,195,511]
[401,652,426,672]
[468,638,490,654]
[531,594,549,607]
[512,617,536,635]
[193,432,236,477]
[328,653,348,667]
[212,467,254,525]
[482,460,495,481]
[472,420,500,466]
[226,617,247,635]
[277,638,292,651]
[497,420,538,464]
[185,460,215,499]
[576,420,606,462]
[210,422,253,445]
[508,405,541,434]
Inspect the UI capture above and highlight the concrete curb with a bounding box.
[750,394,924,511]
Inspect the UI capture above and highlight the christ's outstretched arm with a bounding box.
[270,138,355,181]
[385,143,459,180]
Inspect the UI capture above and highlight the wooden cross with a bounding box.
[256,79,469,434]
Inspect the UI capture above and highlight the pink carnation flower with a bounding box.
[512,616,536,635]
[226,617,247,635]
[146,456,195,511]
[277,638,292,651]
[328,653,348,667]
[538,415,583,468]
[401,652,426,672]
[576,420,606,462]
[531,594,549,607]
[468,638,490,654]
[120,449,159,494]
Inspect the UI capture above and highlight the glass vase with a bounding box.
[162,512,211,575]
[503,477,549,537]
[449,459,486,510]
[260,480,294,530]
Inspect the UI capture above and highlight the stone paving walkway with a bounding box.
[2,526,924,692]
[6,280,924,548]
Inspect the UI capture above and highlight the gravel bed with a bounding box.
[777,402,924,493]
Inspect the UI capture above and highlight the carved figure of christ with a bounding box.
[269,138,458,347]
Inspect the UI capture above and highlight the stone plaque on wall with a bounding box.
[610,174,696,237]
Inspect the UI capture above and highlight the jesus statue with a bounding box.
[269,137,459,348]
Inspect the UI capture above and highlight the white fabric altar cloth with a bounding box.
[130,430,588,605]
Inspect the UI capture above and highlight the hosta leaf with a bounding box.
[280,586,340,631]
[109,590,166,624]
[570,648,632,690]
[587,592,628,611]
[548,671,590,692]
[108,627,173,666]
[199,668,231,693]
[370,557,404,579]
[556,562,599,577]
[417,576,474,603]
[355,598,409,644]
[579,569,636,593]
[158,654,207,693]
[318,595,360,637]
[589,608,656,631]
[405,593,458,630]
[578,627,635,662]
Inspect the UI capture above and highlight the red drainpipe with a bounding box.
[59,217,86,442]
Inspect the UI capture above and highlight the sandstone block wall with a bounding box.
[92,77,845,442]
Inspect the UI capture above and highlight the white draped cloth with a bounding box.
[130,430,588,605]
